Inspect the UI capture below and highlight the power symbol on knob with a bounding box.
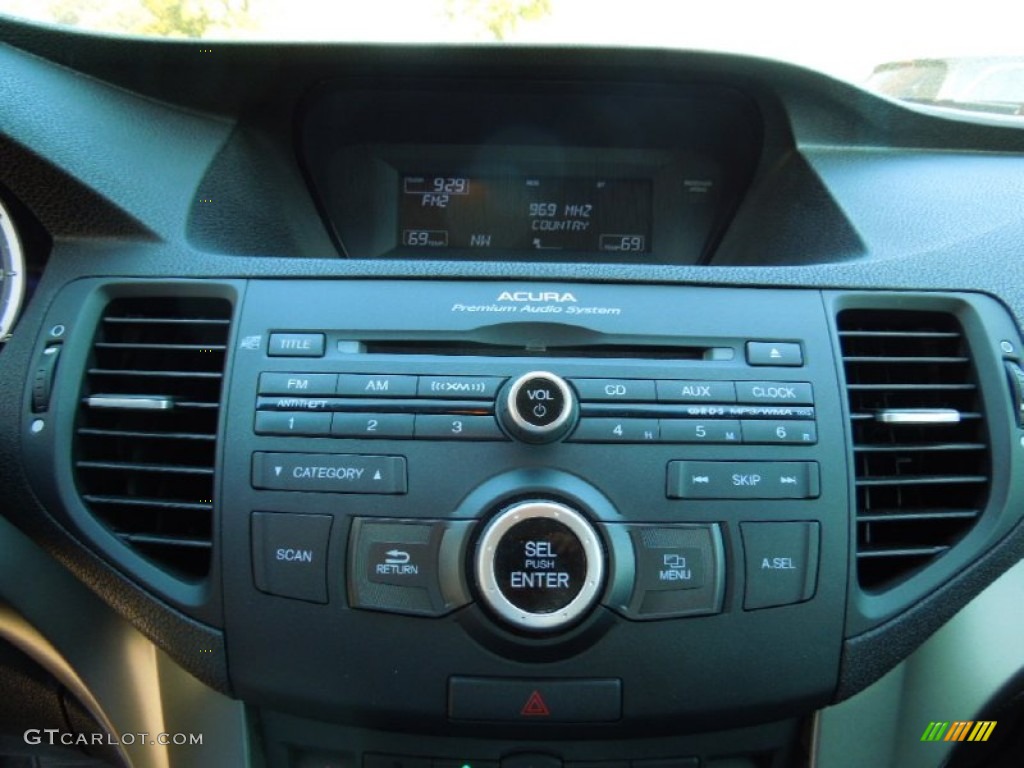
[498,371,578,443]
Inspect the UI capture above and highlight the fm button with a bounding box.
[499,371,577,443]
[475,501,605,633]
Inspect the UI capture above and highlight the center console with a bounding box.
[221,280,849,733]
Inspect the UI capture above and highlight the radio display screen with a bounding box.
[398,176,652,255]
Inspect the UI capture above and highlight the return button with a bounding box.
[252,452,407,495]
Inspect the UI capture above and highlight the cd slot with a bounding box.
[359,339,712,360]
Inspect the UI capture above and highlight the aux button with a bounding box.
[498,371,577,443]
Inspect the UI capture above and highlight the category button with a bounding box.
[569,378,657,402]
[252,452,407,494]
[418,375,505,399]
[735,381,813,405]
[656,380,736,403]
[268,333,325,358]
[258,372,337,395]
[336,374,418,397]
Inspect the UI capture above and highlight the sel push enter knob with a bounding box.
[498,371,577,444]
[475,500,605,633]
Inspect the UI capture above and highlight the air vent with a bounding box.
[74,296,232,581]
[838,309,990,591]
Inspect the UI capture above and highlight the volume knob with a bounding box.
[498,371,577,444]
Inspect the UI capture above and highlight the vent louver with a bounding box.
[75,296,232,581]
[838,309,990,591]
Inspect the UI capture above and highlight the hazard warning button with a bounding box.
[448,677,621,723]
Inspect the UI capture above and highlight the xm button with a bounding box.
[475,501,604,633]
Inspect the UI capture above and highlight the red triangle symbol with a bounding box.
[520,689,550,717]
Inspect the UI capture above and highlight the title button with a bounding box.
[268,333,325,358]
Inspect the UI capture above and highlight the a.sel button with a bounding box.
[252,452,407,494]
[741,522,820,609]
[667,461,820,500]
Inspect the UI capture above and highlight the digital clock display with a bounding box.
[398,175,652,254]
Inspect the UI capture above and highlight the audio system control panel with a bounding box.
[219,280,849,732]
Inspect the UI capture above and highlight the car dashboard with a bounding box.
[1,17,1024,768]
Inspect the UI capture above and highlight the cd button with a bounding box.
[569,378,656,402]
